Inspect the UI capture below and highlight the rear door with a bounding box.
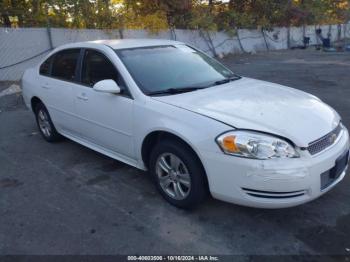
[40,48,81,136]
[73,48,134,159]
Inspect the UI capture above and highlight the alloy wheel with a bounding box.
[37,109,52,138]
[155,153,191,200]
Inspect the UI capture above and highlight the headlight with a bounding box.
[216,130,299,159]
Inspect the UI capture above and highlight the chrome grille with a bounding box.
[307,124,342,155]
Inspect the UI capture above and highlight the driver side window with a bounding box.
[81,49,122,87]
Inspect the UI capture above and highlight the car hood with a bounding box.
[152,77,340,147]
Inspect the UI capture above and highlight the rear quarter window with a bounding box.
[39,56,53,76]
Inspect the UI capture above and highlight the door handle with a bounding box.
[41,83,50,89]
[77,95,88,101]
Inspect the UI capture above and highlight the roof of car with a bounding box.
[62,39,185,50]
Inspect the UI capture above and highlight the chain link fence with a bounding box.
[1,23,349,81]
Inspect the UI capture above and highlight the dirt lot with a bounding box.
[1,49,350,258]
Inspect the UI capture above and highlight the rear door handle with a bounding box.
[41,83,50,89]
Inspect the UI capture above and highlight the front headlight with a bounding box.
[216,130,299,159]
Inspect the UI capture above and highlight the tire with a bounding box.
[34,103,62,142]
[149,139,208,209]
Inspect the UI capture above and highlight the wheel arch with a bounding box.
[30,96,43,112]
[141,130,209,188]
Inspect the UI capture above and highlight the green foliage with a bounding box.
[1,0,349,32]
[188,3,217,31]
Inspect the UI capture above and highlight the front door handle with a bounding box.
[77,95,88,101]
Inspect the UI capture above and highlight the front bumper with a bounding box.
[201,127,350,208]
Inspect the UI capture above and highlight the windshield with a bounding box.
[115,45,238,95]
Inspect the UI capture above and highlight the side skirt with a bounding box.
[59,130,146,171]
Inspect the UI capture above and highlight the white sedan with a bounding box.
[22,39,349,209]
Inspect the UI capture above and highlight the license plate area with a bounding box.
[321,150,349,190]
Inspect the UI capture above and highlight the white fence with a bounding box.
[0,24,349,81]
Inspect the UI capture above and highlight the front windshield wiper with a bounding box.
[214,76,242,86]
[147,86,208,96]
[147,75,242,96]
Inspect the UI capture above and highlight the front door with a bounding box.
[73,49,134,159]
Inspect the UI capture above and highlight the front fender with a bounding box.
[133,99,231,171]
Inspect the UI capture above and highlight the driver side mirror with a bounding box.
[93,79,121,94]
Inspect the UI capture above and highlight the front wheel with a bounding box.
[149,140,208,209]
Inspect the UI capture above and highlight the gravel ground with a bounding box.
[0,49,350,259]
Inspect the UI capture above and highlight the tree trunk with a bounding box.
[30,0,40,26]
[2,13,11,27]
[208,0,214,13]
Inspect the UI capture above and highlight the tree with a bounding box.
[1,0,349,31]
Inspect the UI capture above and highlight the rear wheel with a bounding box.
[34,103,61,142]
[149,140,208,209]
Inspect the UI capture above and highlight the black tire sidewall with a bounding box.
[149,140,208,209]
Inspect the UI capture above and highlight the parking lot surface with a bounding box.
[0,49,350,256]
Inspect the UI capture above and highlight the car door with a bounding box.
[73,48,134,159]
[39,48,81,136]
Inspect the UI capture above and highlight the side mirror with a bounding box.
[93,79,121,94]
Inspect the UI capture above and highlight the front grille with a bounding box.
[242,188,307,199]
[307,124,342,155]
